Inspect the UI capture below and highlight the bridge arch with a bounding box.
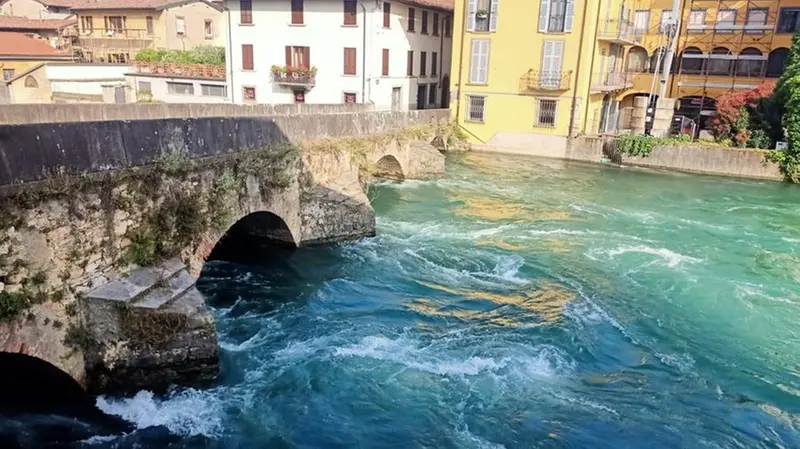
[373,155,405,180]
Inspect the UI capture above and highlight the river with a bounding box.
[14,152,800,447]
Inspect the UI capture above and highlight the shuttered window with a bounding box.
[383,2,391,27]
[490,0,498,31]
[540,40,563,88]
[469,39,489,84]
[344,47,357,75]
[433,13,439,35]
[444,17,451,36]
[408,8,415,31]
[420,51,427,76]
[432,51,438,75]
[240,0,252,24]
[421,11,429,34]
[285,45,310,68]
[291,0,303,24]
[344,0,357,25]
[242,44,253,70]
[539,0,574,32]
[407,50,414,76]
[382,49,390,76]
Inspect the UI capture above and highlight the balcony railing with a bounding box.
[597,19,635,44]
[591,71,634,92]
[520,70,572,91]
[271,65,317,87]
[78,28,154,39]
[76,28,154,51]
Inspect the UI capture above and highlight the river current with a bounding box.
[18,153,800,447]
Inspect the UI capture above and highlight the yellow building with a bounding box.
[449,0,640,150]
[70,0,223,63]
[0,30,73,82]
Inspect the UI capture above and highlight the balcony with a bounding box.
[597,19,636,45]
[76,28,154,51]
[270,65,317,87]
[591,71,634,93]
[520,70,572,91]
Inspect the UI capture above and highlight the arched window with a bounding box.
[24,75,38,88]
[680,47,704,74]
[707,47,732,76]
[736,47,764,78]
[649,47,667,74]
[766,48,789,78]
[627,47,649,73]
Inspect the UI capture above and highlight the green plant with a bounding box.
[747,129,773,149]
[134,46,225,66]
[613,134,693,158]
[64,324,94,350]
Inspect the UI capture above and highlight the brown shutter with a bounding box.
[407,50,413,76]
[432,51,437,75]
[240,0,252,24]
[242,44,253,70]
[344,47,356,75]
[344,0,357,25]
[408,8,414,31]
[421,11,428,34]
[382,49,389,76]
[285,46,292,66]
[420,51,426,76]
[303,46,310,69]
[291,0,303,24]
[433,13,439,35]
[383,2,390,27]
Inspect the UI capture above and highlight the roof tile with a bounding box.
[0,31,72,56]
[0,15,76,30]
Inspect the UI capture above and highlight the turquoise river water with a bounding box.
[16,152,800,448]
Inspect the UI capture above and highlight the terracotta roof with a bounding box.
[400,0,454,12]
[0,15,76,30]
[70,0,220,11]
[0,31,71,57]
[34,0,85,7]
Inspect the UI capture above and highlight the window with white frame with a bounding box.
[716,9,736,32]
[745,8,768,33]
[466,95,486,122]
[660,9,673,32]
[137,81,152,94]
[167,82,193,95]
[536,99,557,128]
[204,19,213,38]
[201,84,226,97]
[540,40,563,88]
[466,0,499,32]
[469,39,490,84]
[176,16,186,35]
[538,0,574,33]
[633,10,649,35]
[688,9,706,32]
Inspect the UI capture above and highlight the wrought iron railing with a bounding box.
[597,19,635,43]
[520,70,572,91]
[591,71,635,92]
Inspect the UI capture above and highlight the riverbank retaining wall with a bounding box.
[472,136,782,181]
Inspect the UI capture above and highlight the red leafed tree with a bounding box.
[710,82,775,146]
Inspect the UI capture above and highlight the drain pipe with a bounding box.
[567,0,592,137]
[581,1,603,134]
[454,7,467,122]
[359,1,367,103]
[438,13,444,100]
[225,0,234,103]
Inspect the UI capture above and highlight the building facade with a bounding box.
[224,0,453,108]
[127,61,228,103]
[71,0,224,63]
[0,15,77,50]
[0,30,72,82]
[0,0,77,20]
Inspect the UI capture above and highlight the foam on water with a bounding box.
[589,245,702,268]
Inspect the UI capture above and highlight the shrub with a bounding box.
[134,46,225,66]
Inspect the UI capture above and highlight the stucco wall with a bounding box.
[0,0,73,19]
[226,0,452,107]
[162,1,224,49]
[7,64,52,104]
[127,74,228,103]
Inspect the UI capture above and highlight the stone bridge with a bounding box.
[0,108,460,394]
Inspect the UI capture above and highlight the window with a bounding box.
[286,45,310,68]
[745,8,768,33]
[109,53,128,63]
[243,86,256,101]
[421,10,428,34]
[680,47,704,74]
[420,51,427,76]
[24,76,38,88]
[433,13,439,35]
[2,69,14,80]
[469,39,489,84]
[633,10,649,36]
[537,0,571,33]
[736,47,764,77]
[293,88,305,103]
[540,40,563,88]
[708,47,732,75]
[291,0,303,24]
[547,0,567,32]
[176,16,185,35]
[344,92,357,103]
[767,48,789,77]
[687,10,705,32]
[344,0,357,25]
[382,48,389,76]
[716,9,736,32]
[205,20,213,38]
[407,50,414,76]
[466,95,485,122]
[432,51,438,75]
[445,16,451,36]
[660,9,673,32]
[778,8,800,33]
[344,47,357,75]
[137,81,152,94]
[408,8,415,31]
[428,84,436,104]
[383,2,391,27]
[201,84,227,97]
[627,47,648,72]
[242,44,253,70]
[536,99,557,127]
[167,82,194,95]
[146,16,154,34]
[240,0,252,24]
[81,16,93,32]
[469,0,499,32]
[106,16,124,32]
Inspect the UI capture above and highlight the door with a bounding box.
[441,75,450,108]
[391,87,402,110]
[541,40,564,88]
[114,86,126,104]
[416,84,426,110]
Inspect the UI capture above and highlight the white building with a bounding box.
[223,0,452,109]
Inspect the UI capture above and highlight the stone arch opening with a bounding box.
[373,155,405,180]
[207,211,297,264]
